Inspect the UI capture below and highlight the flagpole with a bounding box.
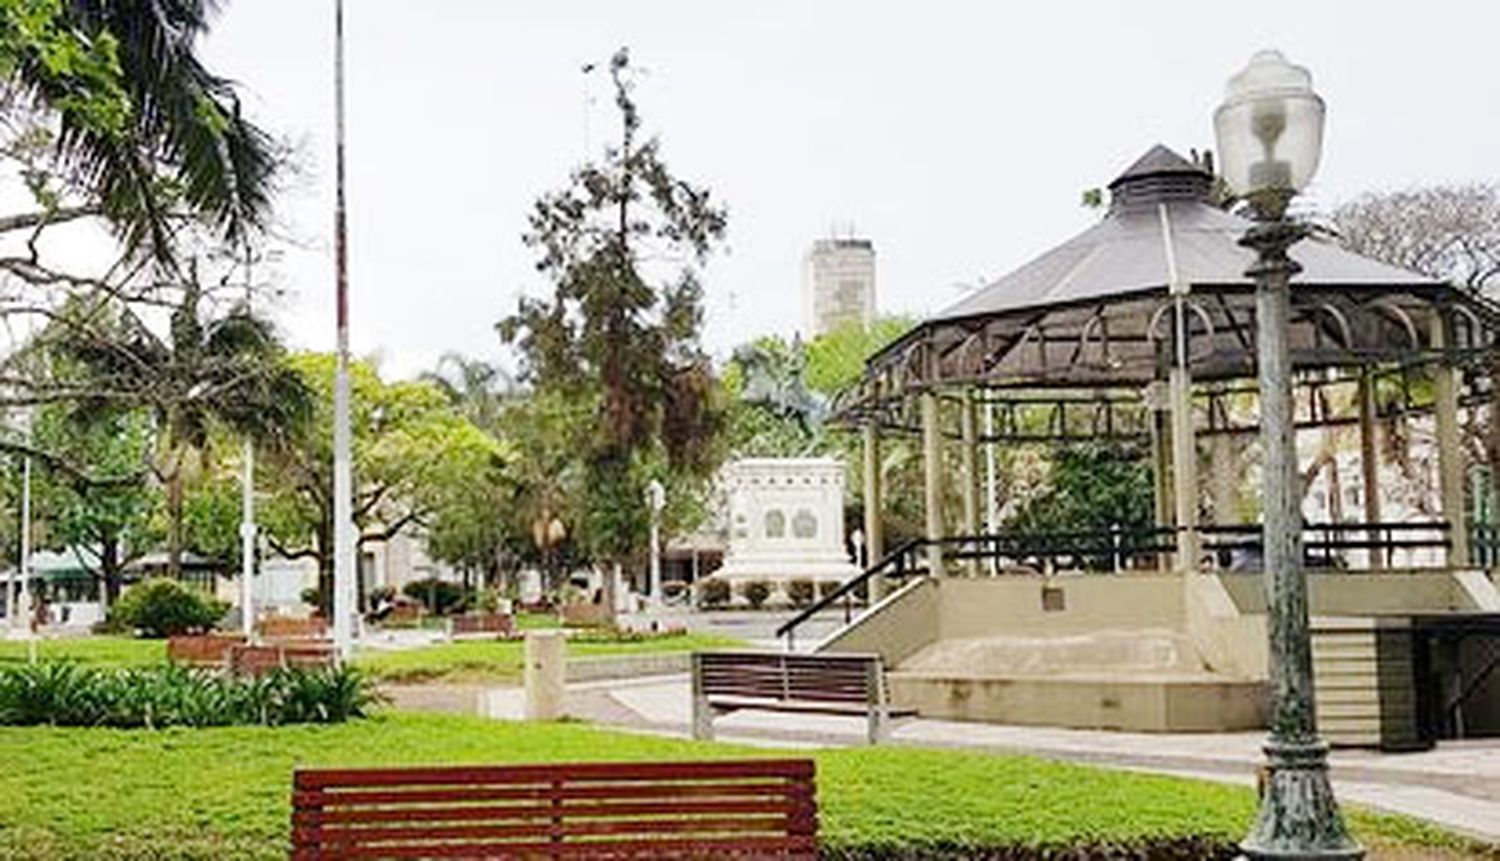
[331,0,356,657]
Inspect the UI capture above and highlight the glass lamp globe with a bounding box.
[1213,49,1326,200]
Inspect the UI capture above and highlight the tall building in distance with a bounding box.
[803,237,876,336]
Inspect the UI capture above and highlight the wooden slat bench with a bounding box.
[450,612,516,640]
[692,651,914,744]
[167,633,247,669]
[291,758,817,859]
[259,616,330,641]
[229,642,338,676]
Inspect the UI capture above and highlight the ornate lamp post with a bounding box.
[1214,50,1362,860]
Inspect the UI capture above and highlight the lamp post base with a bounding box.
[1239,739,1363,860]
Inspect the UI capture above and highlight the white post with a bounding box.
[239,440,256,637]
[330,0,356,657]
[646,479,664,608]
[19,453,35,660]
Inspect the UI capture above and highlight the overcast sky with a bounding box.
[199,1,1500,379]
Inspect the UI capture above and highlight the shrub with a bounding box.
[697,578,731,609]
[787,578,816,608]
[741,579,772,609]
[0,662,381,728]
[403,578,467,615]
[109,578,228,638]
[818,580,842,602]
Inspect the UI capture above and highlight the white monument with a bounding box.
[712,457,859,593]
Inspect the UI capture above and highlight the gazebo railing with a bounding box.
[776,520,1459,649]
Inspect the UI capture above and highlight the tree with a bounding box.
[33,405,160,605]
[1,0,278,254]
[498,48,726,613]
[1001,442,1156,569]
[1333,184,1500,292]
[258,353,510,612]
[45,281,310,579]
[420,353,516,435]
[1332,183,1500,527]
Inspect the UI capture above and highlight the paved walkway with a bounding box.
[477,673,1500,845]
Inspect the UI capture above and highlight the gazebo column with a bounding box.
[861,421,885,600]
[1209,395,1238,527]
[959,389,981,575]
[1356,367,1384,569]
[1169,363,1201,572]
[921,390,944,576]
[1431,316,1470,567]
[1147,382,1173,572]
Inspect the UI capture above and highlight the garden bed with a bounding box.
[0,711,1490,860]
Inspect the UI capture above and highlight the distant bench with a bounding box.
[449,612,516,639]
[258,616,328,641]
[167,634,246,669]
[229,642,337,676]
[291,759,818,859]
[692,651,914,744]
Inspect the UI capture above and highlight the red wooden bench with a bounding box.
[166,633,247,669]
[291,759,817,859]
[692,651,914,744]
[450,612,516,639]
[259,616,329,641]
[229,642,338,676]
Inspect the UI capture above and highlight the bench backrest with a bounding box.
[291,759,817,859]
[694,651,882,707]
[259,616,328,640]
[229,642,337,676]
[450,613,515,636]
[167,634,247,667]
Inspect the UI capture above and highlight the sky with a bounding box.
[198,1,1500,380]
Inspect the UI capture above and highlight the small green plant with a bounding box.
[697,578,731,609]
[786,578,816,608]
[818,580,842,602]
[0,662,381,728]
[741,579,772,609]
[109,578,228,638]
[404,578,467,615]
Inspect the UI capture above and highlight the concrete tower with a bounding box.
[803,238,876,336]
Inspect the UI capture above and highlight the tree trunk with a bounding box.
[316,521,334,618]
[166,468,184,581]
[101,540,122,609]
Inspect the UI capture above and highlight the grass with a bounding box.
[355,630,745,684]
[0,637,163,669]
[0,711,1487,860]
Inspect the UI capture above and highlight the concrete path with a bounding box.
[478,673,1500,845]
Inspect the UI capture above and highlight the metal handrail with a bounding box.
[775,538,926,649]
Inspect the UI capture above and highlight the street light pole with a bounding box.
[331,0,356,657]
[1215,50,1360,860]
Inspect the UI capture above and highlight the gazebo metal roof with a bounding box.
[838,145,1500,424]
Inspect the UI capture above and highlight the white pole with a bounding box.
[984,399,998,574]
[20,453,35,661]
[240,440,256,637]
[330,0,356,657]
[647,479,664,608]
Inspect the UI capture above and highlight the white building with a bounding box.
[712,457,859,593]
[803,238,876,336]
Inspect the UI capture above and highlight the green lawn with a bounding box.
[0,636,164,668]
[0,711,1483,860]
[354,631,745,684]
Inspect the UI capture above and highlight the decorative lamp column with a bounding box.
[1214,49,1362,860]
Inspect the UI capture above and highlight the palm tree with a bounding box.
[420,353,518,435]
[53,280,310,578]
[6,0,278,253]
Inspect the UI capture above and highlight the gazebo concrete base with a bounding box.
[887,670,1267,732]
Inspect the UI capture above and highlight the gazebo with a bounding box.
[787,145,1500,744]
